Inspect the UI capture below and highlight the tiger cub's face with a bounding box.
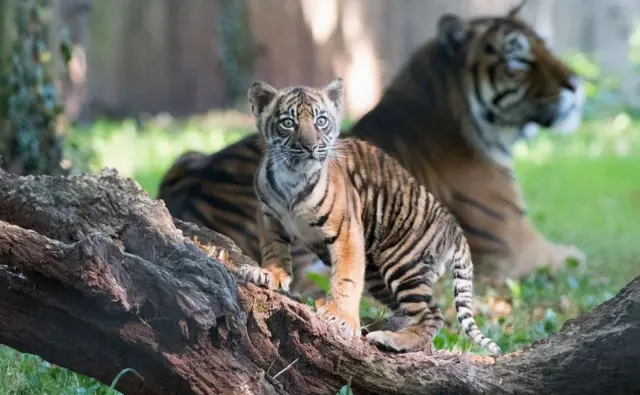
[438,3,585,138]
[247,79,344,168]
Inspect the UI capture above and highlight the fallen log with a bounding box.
[0,169,637,395]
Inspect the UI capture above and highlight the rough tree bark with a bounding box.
[0,168,638,395]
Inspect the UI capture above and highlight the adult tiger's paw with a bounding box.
[239,264,292,292]
[549,243,586,271]
[316,301,361,338]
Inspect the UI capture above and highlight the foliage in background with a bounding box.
[219,0,256,108]
[0,0,72,175]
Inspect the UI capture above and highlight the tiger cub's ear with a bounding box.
[437,14,470,57]
[323,78,344,107]
[323,77,344,119]
[507,0,527,19]
[247,81,278,117]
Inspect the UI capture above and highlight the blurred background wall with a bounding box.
[51,0,640,122]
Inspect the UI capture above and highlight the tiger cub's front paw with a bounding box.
[240,264,292,292]
[316,301,361,338]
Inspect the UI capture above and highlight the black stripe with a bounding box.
[398,294,432,305]
[261,250,277,263]
[323,214,345,245]
[365,186,381,251]
[394,273,427,295]
[196,191,257,223]
[313,244,332,266]
[470,62,508,153]
[454,284,473,296]
[493,193,526,216]
[368,284,386,294]
[487,61,499,90]
[492,88,519,107]
[375,146,386,173]
[383,188,407,247]
[386,260,417,289]
[457,218,507,246]
[452,191,505,221]
[292,169,321,206]
[312,178,330,210]
[183,200,217,230]
[389,187,420,249]
[278,229,292,244]
[452,268,473,281]
[265,157,286,201]
[472,61,488,109]
[310,190,335,227]
[158,174,190,190]
[458,311,472,321]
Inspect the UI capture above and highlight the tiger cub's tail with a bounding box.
[450,238,504,357]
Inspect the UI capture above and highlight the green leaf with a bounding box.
[565,257,581,269]
[505,278,521,301]
[337,384,353,395]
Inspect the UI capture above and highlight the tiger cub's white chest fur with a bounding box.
[257,160,329,245]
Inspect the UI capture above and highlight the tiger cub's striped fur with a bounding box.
[240,78,503,356]
[158,4,586,297]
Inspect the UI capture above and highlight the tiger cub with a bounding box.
[240,78,503,356]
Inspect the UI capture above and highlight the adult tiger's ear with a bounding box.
[437,14,470,57]
[507,0,527,19]
[323,77,344,113]
[247,81,278,117]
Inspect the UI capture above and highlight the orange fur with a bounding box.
[239,79,502,355]
[158,4,586,295]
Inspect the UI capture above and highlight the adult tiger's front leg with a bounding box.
[473,216,586,282]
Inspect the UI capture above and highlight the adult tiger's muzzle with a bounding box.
[546,75,586,134]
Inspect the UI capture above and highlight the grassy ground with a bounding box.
[1,111,639,393]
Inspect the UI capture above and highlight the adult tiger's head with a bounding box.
[436,1,585,162]
[247,78,344,167]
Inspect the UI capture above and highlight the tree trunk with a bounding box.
[0,168,638,395]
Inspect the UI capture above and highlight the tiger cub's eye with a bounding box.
[279,118,295,129]
[315,116,328,128]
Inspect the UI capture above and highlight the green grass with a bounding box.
[0,347,120,395]
[2,110,640,393]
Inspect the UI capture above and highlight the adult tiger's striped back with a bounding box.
[158,3,586,294]
[240,78,503,356]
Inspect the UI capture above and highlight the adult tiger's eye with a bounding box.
[316,116,328,128]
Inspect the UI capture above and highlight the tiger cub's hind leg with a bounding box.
[365,297,444,353]
[364,269,443,353]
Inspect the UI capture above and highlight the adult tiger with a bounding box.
[157,3,586,293]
